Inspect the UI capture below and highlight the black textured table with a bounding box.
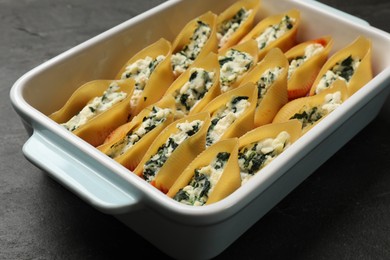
[2,0,390,259]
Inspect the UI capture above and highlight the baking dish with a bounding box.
[9,0,390,259]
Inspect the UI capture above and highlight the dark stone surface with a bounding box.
[1,0,390,259]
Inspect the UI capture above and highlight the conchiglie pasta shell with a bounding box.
[285,36,333,100]
[115,38,171,79]
[49,79,133,123]
[74,82,135,147]
[171,11,218,77]
[309,35,372,96]
[164,52,220,119]
[273,80,349,135]
[167,138,241,205]
[237,120,301,183]
[240,9,301,60]
[217,0,260,52]
[133,112,211,193]
[97,95,176,171]
[218,39,259,91]
[49,79,135,147]
[201,82,258,144]
[115,38,175,117]
[239,48,289,127]
[238,120,302,149]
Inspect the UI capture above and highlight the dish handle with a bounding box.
[22,129,141,215]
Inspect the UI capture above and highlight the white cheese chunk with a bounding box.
[322,91,342,112]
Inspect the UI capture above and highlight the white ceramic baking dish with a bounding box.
[9,0,390,259]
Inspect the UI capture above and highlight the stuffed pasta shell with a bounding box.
[273,80,349,134]
[171,11,218,78]
[49,79,135,147]
[134,112,211,193]
[218,39,258,93]
[115,38,174,117]
[309,36,372,96]
[240,9,301,60]
[238,120,302,185]
[97,95,176,171]
[201,82,258,147]
[167,138,241,206]
[216,0,260,52]
[285,36,333,100]
[164,52,220,119]
[239,48,289,127]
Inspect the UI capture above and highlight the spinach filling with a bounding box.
[122,56,165,89]
[173,152,230,206]
[182,21,210,60]
[171,21,211,74]
[218,8,247,36]
[231,96,249,112]
[316,55,361,94]
[173,169,211,204]
[206,96,249,146]
[218,56,234,67]
[218,50,253,70]
[217,8,251,48]
[256,67,283,104]
[219,49,254,92]
[175,68,214,113]
[290,106,323,129]
[238,144,270,175]
[142,120,202,182]
[256,15,295,50]
[107,106,170,158]
[332,55,356,82]
[239,131,290,182]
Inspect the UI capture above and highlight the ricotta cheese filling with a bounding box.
[239,131,290,185]
[174,67,215,118]
[255,15,295,50]
[173,152,230,206]
[106,106,173,158]
[217,8,252,48]
[290,91,342,130]
[142,120,204,182]
[256,66,284,105]
[315,55,361,94]
[171,21,212,77]
[288,43,324,79]
[120,55,166,107]
[62,82,127,132]
[206,96,250,147]
[219,49,254,93]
